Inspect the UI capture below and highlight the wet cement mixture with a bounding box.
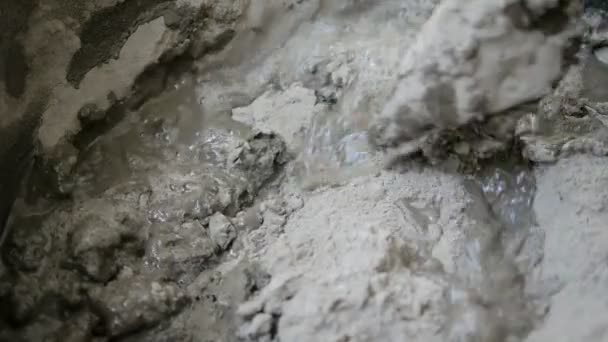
[2,0,608,341]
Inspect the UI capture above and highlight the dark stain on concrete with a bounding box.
[66,0,175,87]
[0,0,37,98]
[585,0,608,13]
[0,95,48,237]
[504,0,573,35]
[4,42,29,97]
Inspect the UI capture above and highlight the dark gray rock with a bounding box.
[147,221,216,280]
[585,0,608,13]
[89,275,189,337]
[209,212,236,249]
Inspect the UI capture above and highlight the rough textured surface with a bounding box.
[526,156,608,342]
[369,0,582,160]
[237,166,539,342]
[90,275,188,337]
[0,77,287,339]
[3,1,608,342]
[232,84,321,151]
[0,0,246,236]
[239,172,456,342]
[518,26,608,164]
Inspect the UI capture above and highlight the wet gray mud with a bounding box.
[1,77,287,340]
[2,1,608,342]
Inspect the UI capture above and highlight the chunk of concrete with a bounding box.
[89,275,189,337]
[209,212,237,250]
[370,0,582,152]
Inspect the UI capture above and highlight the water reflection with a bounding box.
[475,165,537,231]
[72,79,251,198]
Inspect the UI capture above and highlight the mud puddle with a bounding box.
[0,66,289,340]
[72,78,251,198]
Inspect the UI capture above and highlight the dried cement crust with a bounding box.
[369,0,582,153]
